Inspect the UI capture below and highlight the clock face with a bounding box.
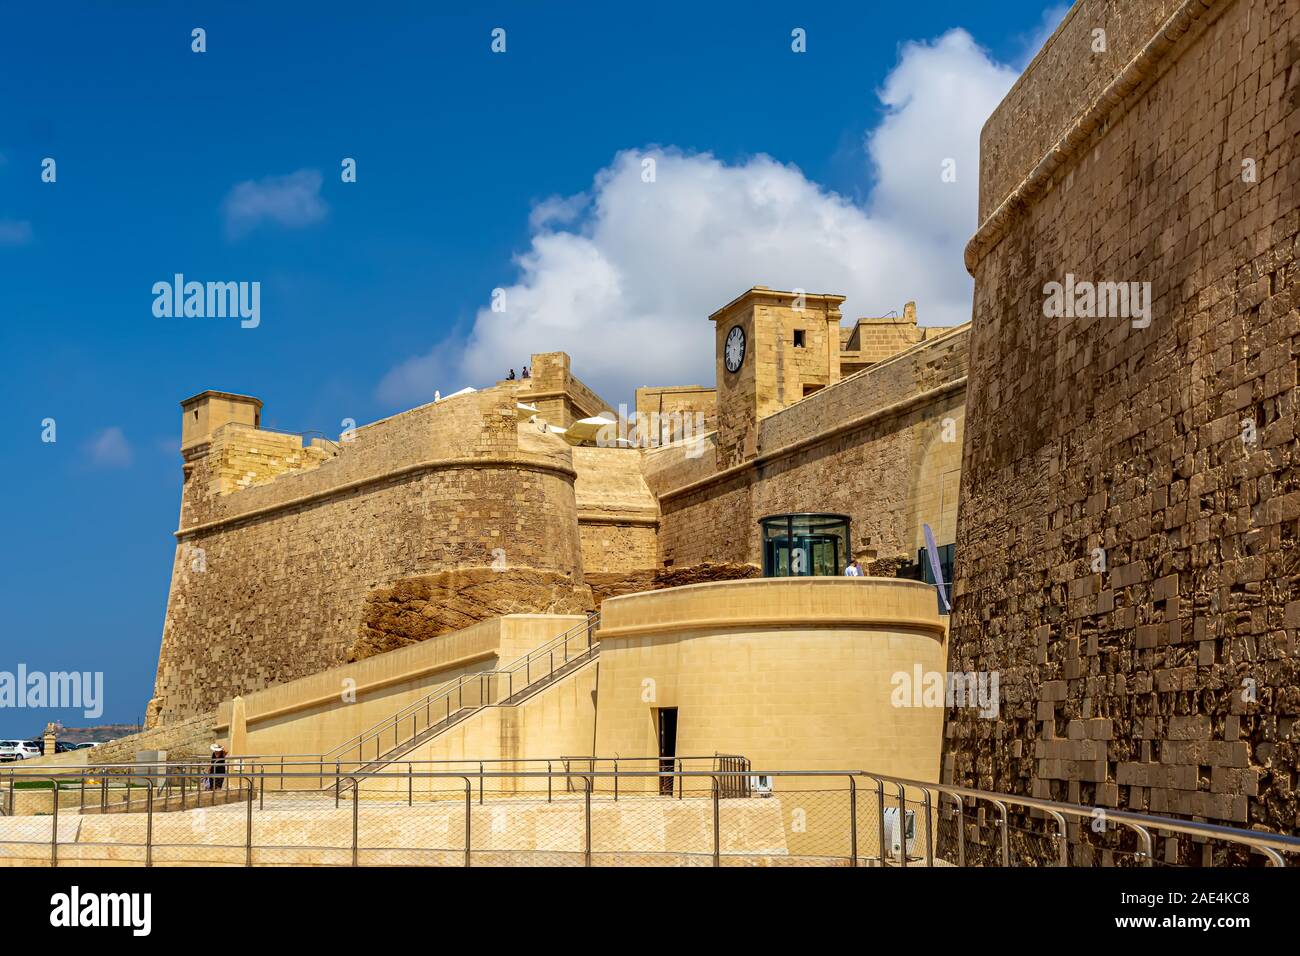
[724,325,746,373]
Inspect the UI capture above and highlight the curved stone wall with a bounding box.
[150,387,586,725]
[952,0,1300,830]
[594,577,948,783]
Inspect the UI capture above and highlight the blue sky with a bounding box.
[0,1,1063,734]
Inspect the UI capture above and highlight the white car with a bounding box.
[0,740,41,762]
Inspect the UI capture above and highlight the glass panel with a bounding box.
[758,514,850,577]
[810,537,838,577]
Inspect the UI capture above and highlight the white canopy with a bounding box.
[563,413,618,446]
[436,386,477,402]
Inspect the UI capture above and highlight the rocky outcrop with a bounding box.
[586,561,761,604]
[865,555,911,578]
[349,567,594,661]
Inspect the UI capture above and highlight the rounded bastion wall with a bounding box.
[152,442,586,725]
[593,577,949,783]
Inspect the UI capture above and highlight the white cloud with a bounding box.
[222,169,327,239]
[379,28,1018,408]
[866,30,1017,240]
[0,219,33,246]
[528,193,588,232]
[87,427,132,469]
[378,347,454,407]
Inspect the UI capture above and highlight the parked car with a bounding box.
[0,740,41,761]
[70,742,99,750]
[27,740,80,755]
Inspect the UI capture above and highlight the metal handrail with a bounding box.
[0,754,733,780]
[4,765,1298,867]
[11,755,1298,863]
[0,755,734,810]
[490,612,600,702]
[12,759,1300,865]
[853,770,1300,866]
[321,671,487,764]
[321,613,599,764]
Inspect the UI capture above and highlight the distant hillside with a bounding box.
[52,724,143,745]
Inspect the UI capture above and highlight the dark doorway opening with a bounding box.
[657,708,678,796]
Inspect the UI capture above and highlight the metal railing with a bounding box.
[320,614,600,770]
[848,770,1300,868]
[145,755,738,803]
[490,612,601,703]
[0,763,257,817]
[1,763,1297,868]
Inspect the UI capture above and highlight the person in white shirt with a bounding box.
[844,559,861,577]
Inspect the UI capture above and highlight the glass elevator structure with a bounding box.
[758,513,851,578]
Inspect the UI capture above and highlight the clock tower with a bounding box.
[710,286,846,469]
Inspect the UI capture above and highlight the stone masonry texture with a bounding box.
[150,386,587,725]
[948,0,1300,831]
[149,308,966,737]
[650,327,968,571]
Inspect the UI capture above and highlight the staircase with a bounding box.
[324,614,600,790]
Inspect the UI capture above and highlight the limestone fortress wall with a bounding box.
[648,324,968,572]
[150,287,967,728]
[949,0,1299,830]
[151,386,590,724]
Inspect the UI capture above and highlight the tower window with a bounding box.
[793,330,806,347]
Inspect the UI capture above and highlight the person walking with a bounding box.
[844,559,862,577]
[208,742,228,791]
